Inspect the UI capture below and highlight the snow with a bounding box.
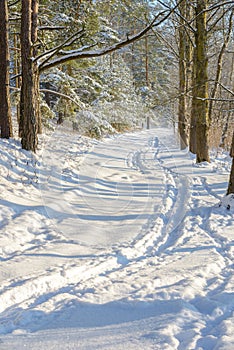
[0,127,233,350]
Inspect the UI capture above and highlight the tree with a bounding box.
[227,131,234,195]
[191,0,210,163]
[0,0,13,139]
[18,0,179,151]
[177,0,193,149]
[208,9,233,125]
[20,0,39,151]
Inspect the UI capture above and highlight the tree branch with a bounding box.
[9,0,20,7]
[39,4,180,72]
[207,1,234,12]
[38,26,66,31]
[35,28,85,64]
[40,89,85,109]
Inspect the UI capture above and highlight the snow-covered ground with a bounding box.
[0,126,233,350]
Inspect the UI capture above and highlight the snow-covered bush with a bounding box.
[40,98,56,130]
[40,55,146,137]
[75,110,115,138]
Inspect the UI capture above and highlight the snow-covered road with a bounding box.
[40,130,165,246]
[0,127,233,350]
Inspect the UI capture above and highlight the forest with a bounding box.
[0,0,233,192]
[1,2,234,348]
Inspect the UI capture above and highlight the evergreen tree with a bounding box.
[227,131,234,194]
[20,0,39,151]
[0,0,12,139]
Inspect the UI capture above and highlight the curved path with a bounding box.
[0,127,233,350]
[40,129,165,246]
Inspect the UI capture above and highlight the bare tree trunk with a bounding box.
[178,18,187,148]
[189,39,197,154]
[178,0,192,149]
[227,131,234,194]
[0,0,13,139]
[145,36,149,87]
[31,0,42,134]
[13,33,21,126]
[208,10,233,125]
[20,0,38,151]
[220,53,234,149]
[193,0,210,163]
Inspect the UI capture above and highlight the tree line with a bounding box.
[0,0,233,193]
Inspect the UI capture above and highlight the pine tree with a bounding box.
[0,0,13,138]
[227,131,234,194]
[20,0,39,151]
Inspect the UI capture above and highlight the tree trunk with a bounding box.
[32,0,42,134]
[193,0,210,163]
[220,53,234,149]
[189,44,197,154]
[20,0,38,151]
[145,36,149,87]
[178,20,187,149]
[178,0,191,149]
[227,131,234,194]
[208,10,233,125]
[0,0,13,139]
[13,33,21,125]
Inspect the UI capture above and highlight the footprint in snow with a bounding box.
[218,193,234,211]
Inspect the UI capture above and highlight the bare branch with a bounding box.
[193,97,234,102]
[151,28,180,59]
[207,1,234,12]
[215,81,234,97]
[9,0,20,7]
[38,26,66,31]
[208,9,233,122]
[207,6,233,33]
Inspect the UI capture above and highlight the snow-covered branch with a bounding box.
[35,28,85,66]
[40,88,85,109]
[39,5,178,72]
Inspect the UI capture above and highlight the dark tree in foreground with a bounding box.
[193,0,210,163]
[20,0,38,151]
[0,0,12,138]
[227,131,234,195]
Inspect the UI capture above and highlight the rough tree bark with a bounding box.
[31,0,42,134]
[178,0,192,149]
[220,52,234,149]
[189,41,197,154]
[0,0,13,139]
[227,131,234,194]
[192,0,210,163]
[20,0,38,151]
